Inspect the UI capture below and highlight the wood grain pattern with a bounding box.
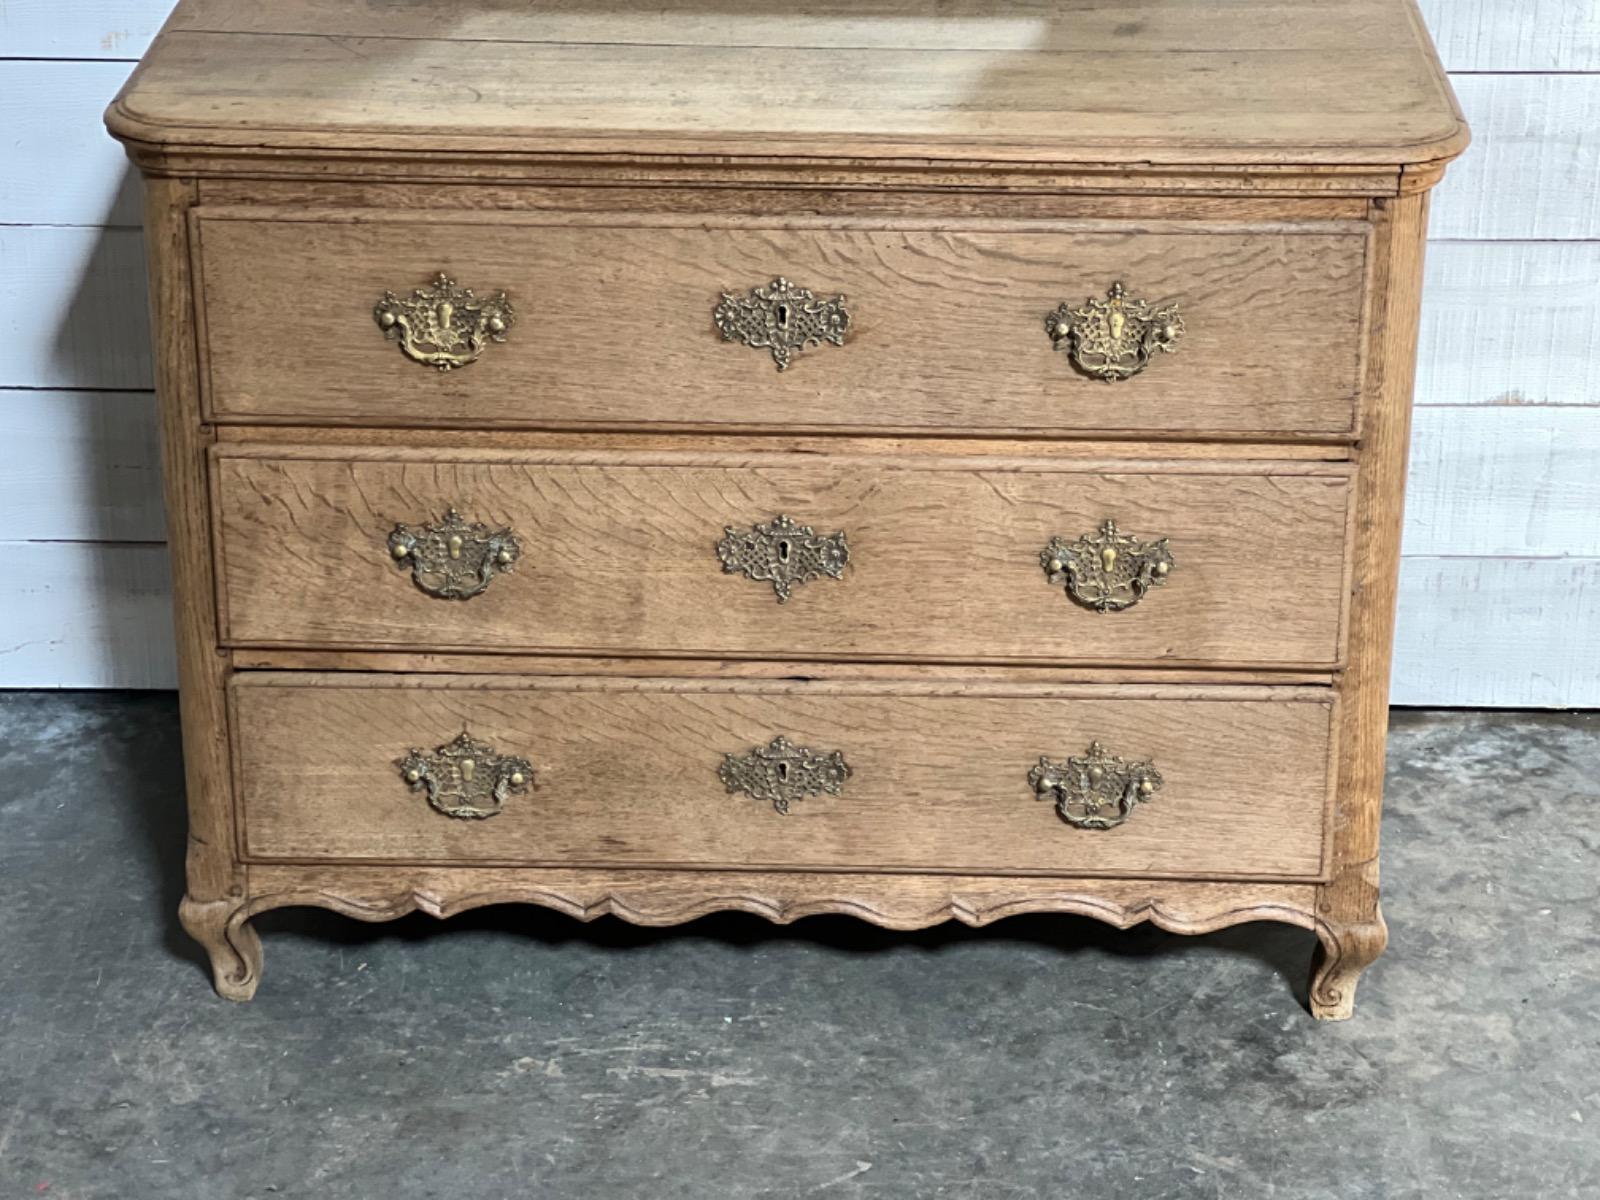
[194,213,1368,437]
[196,180,1372,223]
[212,449,1353,667]
[164,0,1442,55]
[1315,193,1430,1020]
[109,0,1466,169]
[142,176,244,909]
[228,650,1334,687]
[232,673,1335,881]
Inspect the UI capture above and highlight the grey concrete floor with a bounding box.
[1,693,1596,1199]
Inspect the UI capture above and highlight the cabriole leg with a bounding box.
[179,894,263,1002]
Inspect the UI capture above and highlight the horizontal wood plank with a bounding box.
[167,0,1438,54]
[0,541,176,689]
[1418,0,1600,71]
[1415,241,1600,409]
[196,214,1367,436]
[0,0,171,59]
[108,7,1465,168]
[0,537,1581,707]
[0,227,153,391]
[234,672,1334,879]
[0,62,141,227]
[213,450,1354,667]
[17,1,1590,79]
[0,389,164,542]
[1404,406,1600,558]
[1393,556,1600,708]
[1431,75,1600,241]
[10,222,1590,418]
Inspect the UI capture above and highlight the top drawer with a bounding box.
[192,210,1368,438]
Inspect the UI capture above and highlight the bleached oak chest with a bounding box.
[108,0,1467,1017]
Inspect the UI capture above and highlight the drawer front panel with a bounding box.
[233,674,1335,880]
[195,212,1367,437]
[212,449,1352,667]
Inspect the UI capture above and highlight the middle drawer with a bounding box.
[212,447,1352,667]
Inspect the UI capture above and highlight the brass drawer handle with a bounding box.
[1046,282,1183,382]
[388,507,522,600]
[397,732,533,820]
[374,272,514,371]
[720,735,851,814]
[713,277,850,371]
[1029,742,1162,830]
[1041,520,1173,613]
[717,514,849,603]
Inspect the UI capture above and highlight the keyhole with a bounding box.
[776,761,790,782]
[460,758,476,782]
[775,303,790,330]
[776,539,792,563]
[448,534,464,560]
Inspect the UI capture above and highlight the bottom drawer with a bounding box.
[232,674,1336,881]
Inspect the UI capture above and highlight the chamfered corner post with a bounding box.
[1312,189,1431,1020]
[142,173,257,999]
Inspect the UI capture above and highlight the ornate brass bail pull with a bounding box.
[713,277,850,371]
[397,732,533,820]
[1046,282,1183,382]
[374,273,514,370]
[1029,742,1162,830]
[388,507,522,600]
[720,735,851,814]
[717,514,849,603]
[1041,520,1173,613]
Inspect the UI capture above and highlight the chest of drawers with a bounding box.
[109,0,1466,1018]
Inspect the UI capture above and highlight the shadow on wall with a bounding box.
[42,160,175,688]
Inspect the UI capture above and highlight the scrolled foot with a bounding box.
[1309,911,1387,1021]
[179,894,262,1001]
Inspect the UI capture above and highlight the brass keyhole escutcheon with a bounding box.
[716,515,849,603]
[720,735,851,815]
[713,278,851,371]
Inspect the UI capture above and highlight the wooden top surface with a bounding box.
[108,0,1467,171]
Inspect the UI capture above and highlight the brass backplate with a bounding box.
[1045,282,1183,382]
[396,732,534,820]
[1028,742,1163,830]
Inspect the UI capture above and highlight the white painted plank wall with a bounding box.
[0,2,1594,703]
